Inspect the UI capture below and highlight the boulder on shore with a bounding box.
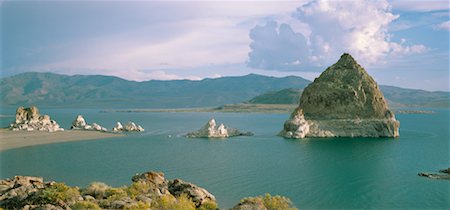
[280,53,399,138]
[112,121,144,132]
[71,115,107,132]
[186,118,253,138]
[9,106,64,132]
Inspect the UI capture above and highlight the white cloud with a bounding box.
[248,0,428,70]
[390,0,449,12]
[26,1,305,73]
[433,21,450,31]
[106,69,203,81]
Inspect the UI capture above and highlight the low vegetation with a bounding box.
[39,182,80,206]
[237,193,298,210]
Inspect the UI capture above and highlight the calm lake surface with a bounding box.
[1,108,449,209]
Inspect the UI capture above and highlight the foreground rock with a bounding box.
[418,168,450,180]
[0,172,297,209]
[280,53,400,138]
[71,115,107,132]
[112,121,144,132]
[9,106,64,132]
[186,119,253,138]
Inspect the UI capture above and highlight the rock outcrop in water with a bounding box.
[9,106,64,132]
[71,115,107,132]
[186,118,253,138]
[112,121,145,132]
[280,53,400,138]
[418,168,450,180]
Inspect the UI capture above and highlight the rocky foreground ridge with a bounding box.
[186,119,253,138]
[0,171,297,210]
[280,53,400,138]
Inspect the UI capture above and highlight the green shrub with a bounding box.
[152,193,196,210]
[106,187,128,201]
[71,201,101,210]
[262,193,297,210]
[127,182,152,198]
[124,201,151,210]
[198,200,218,210]
[40,182,80,205]
[239,193,297,210]
[82,182,110,199]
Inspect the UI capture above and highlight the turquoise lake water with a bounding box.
[1,108,449,209]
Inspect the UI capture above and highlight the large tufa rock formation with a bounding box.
[280,53,399,138]
[186,118,253,138]
[71,115,107,132]
[10,106,64,132]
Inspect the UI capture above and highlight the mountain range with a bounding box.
[0,72,448,108]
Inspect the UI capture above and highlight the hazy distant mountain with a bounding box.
[248,88,303,104]
[379,85,450,108]
[0,72,310,108]
[2,72,447,109]
[248,87,449,108]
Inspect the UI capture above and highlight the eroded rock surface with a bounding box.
[280,53,399,138]
[10,106,64,132]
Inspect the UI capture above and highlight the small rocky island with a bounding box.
[112,121,145,132]
[0,171,296,210]
[71,115,108,132]
[9,106,64,132]
[186,118,253,138]
[280,53,400,138]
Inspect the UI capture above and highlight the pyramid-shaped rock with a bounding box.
[280,53,399,138]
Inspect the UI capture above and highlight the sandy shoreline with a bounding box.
[0,129,124,151]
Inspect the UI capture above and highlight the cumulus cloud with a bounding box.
[247,21,309,70]
[433,21,450,31]
[247,0,428,71]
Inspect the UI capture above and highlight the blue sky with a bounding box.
[1,0,449,91]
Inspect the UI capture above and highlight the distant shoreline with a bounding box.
[102,104,298,113]
[102,103,439,114]
[0,129,124,151]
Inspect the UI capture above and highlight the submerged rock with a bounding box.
[280,53,400,138]
[186,118,253,138]
[9,106,64,132]
[112,121,144,132]
[418,168,450,180]
[71,115,107,132]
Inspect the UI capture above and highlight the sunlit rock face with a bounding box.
[10,106,64,132]
[280,53,399,138]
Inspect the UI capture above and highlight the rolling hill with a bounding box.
[0,72,310,108]
[1,72,448,109]
[247,87,449,108]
